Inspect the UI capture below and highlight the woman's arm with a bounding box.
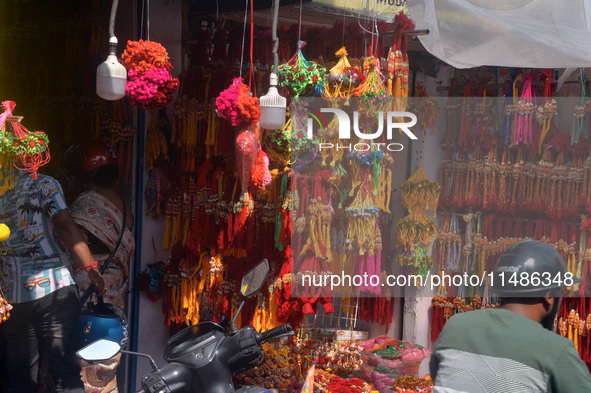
[52,209,106,295]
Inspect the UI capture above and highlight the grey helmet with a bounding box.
[491,240,582,297]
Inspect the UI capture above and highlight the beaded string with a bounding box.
[572,71,589,145]
[538,76,556,153]
[513,75,536,145]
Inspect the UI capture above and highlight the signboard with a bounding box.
[310,0,408,22]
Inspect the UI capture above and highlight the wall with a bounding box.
[132,0,183,389]
[402,64,454,377]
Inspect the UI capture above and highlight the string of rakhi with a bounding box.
[387,11,415,103]
[0,183,11,323]
[98,100,137,184]
[440,132,588,220]
[430,209,588,305]
[430,295,497,342]
[556,298,591,365]
[412,85,440,134]
[572,71,590,145]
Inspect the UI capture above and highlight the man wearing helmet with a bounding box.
[430,240,591,392]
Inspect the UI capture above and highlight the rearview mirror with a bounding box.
[76,339,121,362]
[241,259,269,297]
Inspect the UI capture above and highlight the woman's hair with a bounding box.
[80,164,119,188]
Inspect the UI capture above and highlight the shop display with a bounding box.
[235,334,431,393]
[8,1,591,390]
[431,69,591,371]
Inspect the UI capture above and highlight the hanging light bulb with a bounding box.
[97,36,127,100]
[96,0,126,101]
[259,73,287,130]
[259,0,286,130]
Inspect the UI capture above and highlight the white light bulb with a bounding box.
[96,37,127,101]
[259,73,287,130]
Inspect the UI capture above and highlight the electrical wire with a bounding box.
[297,0,303,44]
[239,0,249,78]
[108,0,119,38]
[272,0,280,73]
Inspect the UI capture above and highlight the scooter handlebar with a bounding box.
[259,323,293,344]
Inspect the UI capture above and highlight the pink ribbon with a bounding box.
[0,101,16,130]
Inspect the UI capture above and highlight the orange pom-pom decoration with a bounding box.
[250,149,272,191]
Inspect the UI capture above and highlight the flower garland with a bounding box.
[121,40,179,110]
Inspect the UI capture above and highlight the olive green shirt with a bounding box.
[430,308,591,392]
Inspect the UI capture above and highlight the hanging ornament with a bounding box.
[324,47,364,98]
[250,149,272,191]
[263,116,291,167]
[536,75,557,153]
[354,57,391,129]
[0,101,50,180]
[215,77,261,126]
[121,40,180,110]
[235,124,259,192]
[411,84,440,133]
[513,74,537,145]
[277,41,326,97]
[144,110,170,169]
[572,71,589,145]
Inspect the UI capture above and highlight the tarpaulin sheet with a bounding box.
[407,0,591,68]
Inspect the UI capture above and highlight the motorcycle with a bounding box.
[77,259,294,393]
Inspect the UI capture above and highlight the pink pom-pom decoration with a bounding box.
[126,67,179,110]
[216,78,260,126]
[122,40,179,110]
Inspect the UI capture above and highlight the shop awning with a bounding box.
[407,0,591,69]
